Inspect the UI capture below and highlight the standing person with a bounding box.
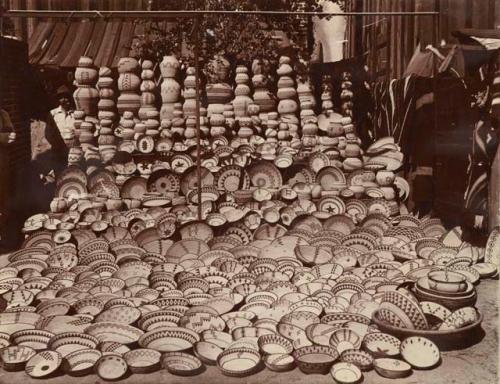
[51,85,75,148]
[311,0,347,65]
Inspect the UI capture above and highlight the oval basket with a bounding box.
[371,309,484,351]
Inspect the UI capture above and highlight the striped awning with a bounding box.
[28,19,145,68]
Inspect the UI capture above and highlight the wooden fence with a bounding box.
[345,0,500,79]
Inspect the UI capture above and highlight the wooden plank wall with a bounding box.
[348,0,499,79]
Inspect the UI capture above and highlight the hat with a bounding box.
[56,85,72,97]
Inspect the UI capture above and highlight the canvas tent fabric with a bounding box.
[28,19,145,67]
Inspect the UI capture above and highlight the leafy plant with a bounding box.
[132,0,348,75]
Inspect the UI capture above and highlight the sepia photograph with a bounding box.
[0,0,498,383]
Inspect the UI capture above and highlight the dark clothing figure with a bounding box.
[0,109,16,249]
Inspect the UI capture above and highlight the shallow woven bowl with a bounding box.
[330,361,362,384]
[216,347,261,377]
[0,345,36,371]
[162,352,203,376]
[123,348,161,373]
[292,345,339,374]
[263,353,295,372]
[373,358,412,379]
[427,270,467,293]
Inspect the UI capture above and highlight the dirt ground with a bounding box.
[0,279,497,384]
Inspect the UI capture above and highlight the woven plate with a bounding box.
[57,166,88,186]
[308,152,330,173]
[247,161,283,189]
[215,165,250,192]
[180,166,214,196]
[318,196,346,215]
[147,169,181,194]
[171,154,194,174]
[317,166,347,190]
[55,178,87,199]
[121,177,148,199]
[89,180,120,199]
[136,135,155,154]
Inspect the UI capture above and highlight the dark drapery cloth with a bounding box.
[433,77,474,227]
[371,76,417,157]
[371,76,442,216]
[370,75,434,216]
[464,118,493,216]
[370,75,473,224]
[463,57,500,228]
[0,110,15,244]
[370,46,499,230]
[407,78,436,214]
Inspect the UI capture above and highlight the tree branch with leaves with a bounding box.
[131,1,346,71]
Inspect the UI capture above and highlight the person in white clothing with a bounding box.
[50,85,75,148]
[311,0,347,64]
